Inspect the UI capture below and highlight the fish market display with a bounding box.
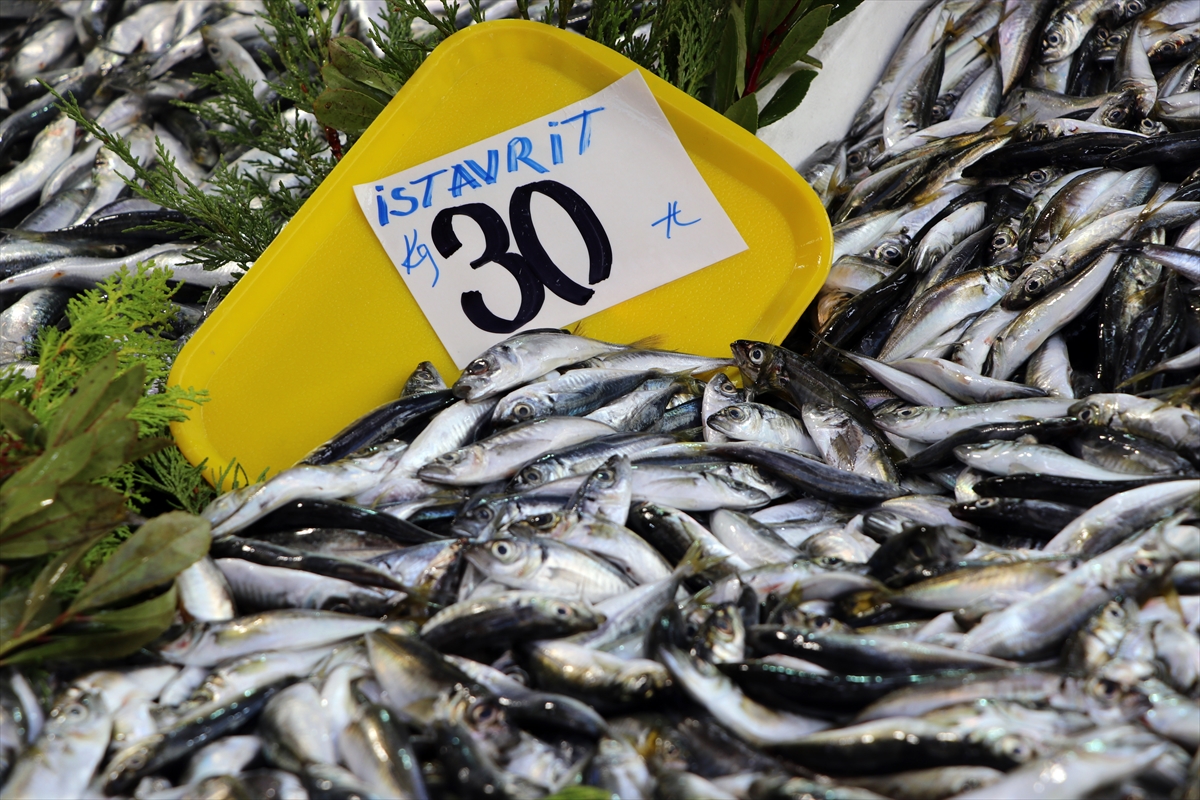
[3,1,1200,799]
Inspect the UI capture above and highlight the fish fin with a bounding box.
[674,541,727,580]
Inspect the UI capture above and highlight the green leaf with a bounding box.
[80,362,145,434]
[0,482,128,559]
[1,592,27,649]
[0,432,98,531]
[759,67,817,127]
[44,353,119,447]
[3,585,177,665]
[744,0,760,56]
[733,3,749,97]
[544,788,614,800]
[68,511,210,614]
[724,92,760,133]
[713,5,745,113]
[0,400,41,444]
[328,37,403,95]
[16,537,97,634]
[312,87,386,135]
[759,4,830,89]
[320,64,393,108]
[73,421,168,484]
[799,53,823,68]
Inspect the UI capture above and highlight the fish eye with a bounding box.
[728,407,746,420]
[1131,557,1155,576]
[1126,0,1143,12]
[749,347,764,364]
[1000,735,1033,762]
[1045,31,1061,47]
[899,408,919,417]
[992,233,1011,249]
[465,359,489,376]
[554,603,570,616]
[470,703,496,724]
[595,469,613,482]
[1106,108,1126,124]
[881,244,902,261]
[491,540,519,562]
[1078,407,1093,422]
[512,402,534,419]
[1003,264,1022,279]
[64,703,87,721]
[1096,678,1121,699]
[1029,169,1047,183]
[529,513,555,527]
[1025,278,1041,292]
[847,151,864,168]
[520,467,543,485]
[976,498,995,508]
[125,751,148,770]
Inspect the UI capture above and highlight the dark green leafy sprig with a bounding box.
[0,347,212,665]
[715,0,864,132]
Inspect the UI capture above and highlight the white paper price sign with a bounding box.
[353,71,748,367]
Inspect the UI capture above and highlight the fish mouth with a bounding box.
[416,463,456,482]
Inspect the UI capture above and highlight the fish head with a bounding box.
[868,235,910,265]
[1110,0,1149,23]
[465,536,537,582]
[1000,261,1050,308]
[979,730,1043,768]
[157,621,207,664]
[45,687,109,741]
[580,454,630,497]
[615,662,671,703]
[1069,397,1118,427]
[494,392,554,426]
[1096,90,1140,129]
[730,340,774,384]
[509,461,554,490]
[712,372,738,397]
[696,603,745,663]
[418,446,483,483]
[454,496,504,537]
[706,404,761,439]
[506,509,574,538]
[1011,167,1066,198]
[103,733,164,794]
[1041,16,1082,62]
[532,595,605,631]
[452,343,521,400]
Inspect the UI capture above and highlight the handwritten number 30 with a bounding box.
[430,180,613,334]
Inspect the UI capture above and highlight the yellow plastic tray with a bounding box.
[169,20,832,482]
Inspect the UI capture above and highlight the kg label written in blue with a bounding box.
[354,70,747,367]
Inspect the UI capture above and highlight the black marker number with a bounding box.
[430,180,612,333]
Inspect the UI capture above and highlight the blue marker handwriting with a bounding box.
[651,201,700,240]
[372,106,605,222]
[401,229,439,287]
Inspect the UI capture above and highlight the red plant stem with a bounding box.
[325,126,344,160]
[745,0,807,95]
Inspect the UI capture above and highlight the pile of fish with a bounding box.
[3,320,1198,799]
[3,0,1200,799]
